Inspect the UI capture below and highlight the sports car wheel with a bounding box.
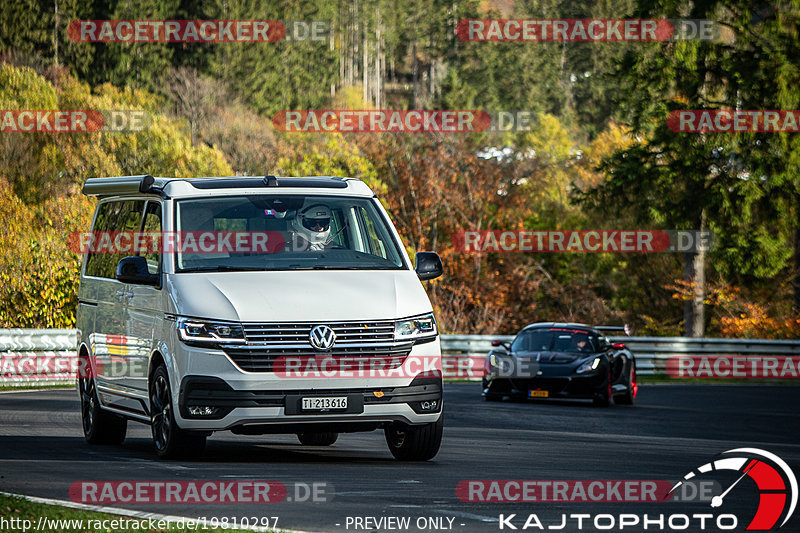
[616,361,637,405]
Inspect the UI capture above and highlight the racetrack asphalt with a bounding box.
[0,383,798,532]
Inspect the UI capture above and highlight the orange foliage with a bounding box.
[720,303,800,339]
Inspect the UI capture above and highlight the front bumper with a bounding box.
[482,355,609,400]
[170,338,443,431]
[483,373,606,399]
[179,374,442,429]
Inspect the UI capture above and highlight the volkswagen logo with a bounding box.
[309,325,336,351]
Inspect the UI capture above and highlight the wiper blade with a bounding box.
[296,265,397,270]
[179,265,271,272]
[278,265,360,270]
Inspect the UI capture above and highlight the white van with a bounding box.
[76,175,444,460]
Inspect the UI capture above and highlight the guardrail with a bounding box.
[0,329,78,386]
[439,334,800,380]
[1,329,799,385]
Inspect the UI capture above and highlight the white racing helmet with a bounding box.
[291,203,332,249]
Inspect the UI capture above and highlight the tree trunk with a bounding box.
[53,0,59,66]
[375,8,381,109]
[412,41,419,107]
[683,214,707,337]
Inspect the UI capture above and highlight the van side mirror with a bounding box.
[414,252,443,281]
[116,256,160,286]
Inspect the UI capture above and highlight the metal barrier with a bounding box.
[0,329,78,386]
[2,329,799,385]
[439,334,800,380]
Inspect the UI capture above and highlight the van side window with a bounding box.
[140,201,161,275]
[357,207,389,259]
[84,200,145,279]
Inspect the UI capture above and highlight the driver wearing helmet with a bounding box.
[290,203,333,251]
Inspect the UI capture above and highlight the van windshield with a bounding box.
[174,195,406,272]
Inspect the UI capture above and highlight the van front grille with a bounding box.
[242,321,395,344]
[229,321,410,373]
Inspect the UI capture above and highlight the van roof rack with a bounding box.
[82,175,168,197]
[81,175,353,197]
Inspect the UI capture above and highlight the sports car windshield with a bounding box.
[174,195,405,272]
[511,328,600,353]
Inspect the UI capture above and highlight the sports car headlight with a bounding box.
[177,318,245,346]
[576,357,601,374]
[395,313,438,343]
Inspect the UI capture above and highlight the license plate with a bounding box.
[301,397,348,411]
[529,390,549,398]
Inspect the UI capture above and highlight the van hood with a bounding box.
[165,270,433,322]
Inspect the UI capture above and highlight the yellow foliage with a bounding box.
[0,180,93,328]
[0,64,234,326]
[330,86,374,110]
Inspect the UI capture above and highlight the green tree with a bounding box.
[579,1,799,336]
[0,0,94,76]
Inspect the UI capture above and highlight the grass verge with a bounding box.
[0,384,74,392]
[0,494,273,532]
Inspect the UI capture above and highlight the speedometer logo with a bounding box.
[668,448,797,530]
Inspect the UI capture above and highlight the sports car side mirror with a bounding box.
[612,342,626,350]
[491,340,511,350]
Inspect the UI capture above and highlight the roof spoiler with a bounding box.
[82,175,167,197]
[594,324,631,336]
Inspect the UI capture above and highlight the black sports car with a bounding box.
[481,323,637,406]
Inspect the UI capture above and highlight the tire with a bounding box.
[592,369,612,408]
[385,416,443,461]
[616,361,637,405]
[297,432,339,446]
[149,365,206,459]
[78,360,127,445]
[483,394,502,402]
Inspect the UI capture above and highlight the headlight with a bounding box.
[576,357,601,374]
[394,313,438,343]
[177,318,245,346]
